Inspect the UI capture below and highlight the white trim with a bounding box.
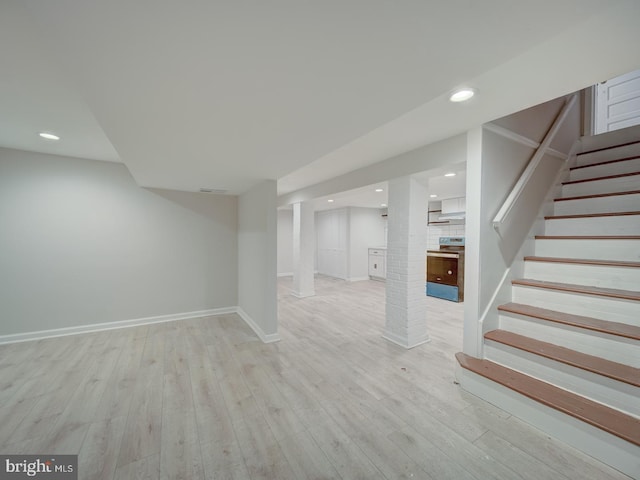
[0,307,236,345]
[483,123,540,149]
[546,147,567,160]
[382,330,431,349]
[492,93,578,231]
[235,307,281,344]
[277,272,293,277]
[483,123,567,161]
[291,290,315,298]
[348,276,371,282]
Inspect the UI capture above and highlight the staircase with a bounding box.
[456,127,640,478]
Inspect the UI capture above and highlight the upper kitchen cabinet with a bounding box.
[436,197,466,223]
[441,197,466,215]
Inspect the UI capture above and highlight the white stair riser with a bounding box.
[554,193,640,216]
[484,341,640,417]
[524,261,640,290]
[498,313,639,367]
[534,239,640,262]
[456,365,640,479]
[545,214,640,236]
[511,285,639,326]
[569,158,640,181]
[562,175,640,197]
[576,143,640,167]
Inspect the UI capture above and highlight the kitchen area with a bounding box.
[278,168,467,308]
[367,195,466,303]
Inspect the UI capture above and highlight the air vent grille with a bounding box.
[199,188,227,194]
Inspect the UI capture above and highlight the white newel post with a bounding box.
[383,176,430,348]
[292,201,315,298]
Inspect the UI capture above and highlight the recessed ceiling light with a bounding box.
[39,132,60,140]
[444,172,456,177]
[327,199,334,203]
[430,194,438,198]
[375,188,383,192]
[381,203,387,207]
[449,88,476,103]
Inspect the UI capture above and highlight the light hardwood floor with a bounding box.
[0,276,631,479]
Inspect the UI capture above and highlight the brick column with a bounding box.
[383,176,430,348]
[292,201,315,298]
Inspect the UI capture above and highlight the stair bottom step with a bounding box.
[455,353,640,445]
[455,353,640,478]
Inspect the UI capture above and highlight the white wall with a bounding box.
[0,148,238,337]
[277,208,293,276]
[314,207,386,281]
[348,207,386,281]
[238,180,279,342]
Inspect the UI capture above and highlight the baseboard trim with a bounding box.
[291,291,315,299]
[348,276,370,282]
[382,330,431,349]
[277,272,293,277]
[0,307,236,345]
[235,307,281,344]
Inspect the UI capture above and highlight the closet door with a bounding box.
[316,209,347,279]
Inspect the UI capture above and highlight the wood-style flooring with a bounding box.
[0,275,631,479]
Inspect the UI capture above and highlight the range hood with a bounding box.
[438,212,466,221]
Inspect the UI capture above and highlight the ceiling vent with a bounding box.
[199,188,227,194]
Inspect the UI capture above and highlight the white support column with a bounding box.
[383,176,430,349]
[463,127,483,357]
[292,201,315,298]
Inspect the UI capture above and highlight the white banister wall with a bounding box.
[463,94,582,358]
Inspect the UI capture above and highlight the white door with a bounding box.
[316,209,348,279]
[595,69,640,134]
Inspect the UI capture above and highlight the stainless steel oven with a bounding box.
[426,237,464,302]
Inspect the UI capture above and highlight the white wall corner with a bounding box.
[0,307,237,345]
[236,307,281,344]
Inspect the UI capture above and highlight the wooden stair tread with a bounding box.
[455,352,640,446]
[571,155,640,170]
[484,329,640,387]
[545,211,640,220]
[578,140,640,156]
[512,279,640,301]
[498,302,640,341]
[524,256,640,268]
[562,171,640,185]
[555,189,640,202]
[535,235,640,240]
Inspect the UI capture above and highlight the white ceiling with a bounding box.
[305,164,467,212]
[2,1,639,197]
